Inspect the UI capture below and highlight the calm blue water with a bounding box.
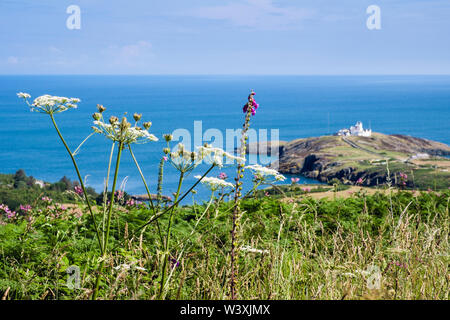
[0,75,449,202]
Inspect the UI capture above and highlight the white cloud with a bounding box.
[184,0,314,30]
[7,56,19,64]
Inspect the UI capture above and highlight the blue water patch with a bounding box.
[0,75,449,202]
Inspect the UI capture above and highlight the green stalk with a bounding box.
[49,113,103,254]
[102,143,116,246]
[92,141,124,300]
[159,171,184,298]
[137,164,215,231]
[128,145,164,244]
[230,97,253,300]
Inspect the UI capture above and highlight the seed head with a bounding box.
[163,134,173,142]
[133,113,142,122]
[109,116,119,125]
[97,104,106,113]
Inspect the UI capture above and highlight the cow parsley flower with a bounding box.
[92,114,158,145]
[245,164,286,181]
[168,143,203,173]
[197,144,246,168]
[17,93,80,114]
[194,175,234,191]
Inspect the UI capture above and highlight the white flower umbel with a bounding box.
[17,93,80,114]
[194,175,234,191]
[197,144,246,168]
[169,143,203,173]
[92,117,158,145]
[245,164,286,182]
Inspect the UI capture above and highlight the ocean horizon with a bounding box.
[1,75,449,201]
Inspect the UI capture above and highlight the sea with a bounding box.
[0,75,449,202]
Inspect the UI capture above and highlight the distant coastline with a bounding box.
[244,133,450,189]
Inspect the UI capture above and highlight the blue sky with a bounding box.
[1,0,450,74]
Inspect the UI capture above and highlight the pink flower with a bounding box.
[19,204,32,214]
[0,204,17,219]
[115,190,124,201]
[243,92,259,116]
[163,156,168,162]
[265,192,269,197]
[356,178,364,185]
[291,177,300,184]
[302,187,311,193]
[74,185,83,196]
[42,196,53,204]
[218,172,228,180]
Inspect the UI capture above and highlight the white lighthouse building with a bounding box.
[336,121,372,137]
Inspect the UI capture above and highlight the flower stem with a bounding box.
[230,98,253,300]
[102,143,116,245]
[128,145,164,244]
[92,141,124,300]
[137,164,216,231]
[159,171,184,298]
[49,113,103,254]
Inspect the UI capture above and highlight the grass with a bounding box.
[0,188,448,300]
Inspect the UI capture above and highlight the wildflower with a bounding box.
[115,190,124,201]
[197,144,246,168]
[19,204,32,214]
[17,93,80,114]
[97,104,106,113]
[17,92,31,99]
[291,177,300,184]
[133,113,142,121]
[163,156,168,161]
[169,143,202,172]
[125,199,142,208]
[41,196,53,204]
[74,185,83,196]
[194,175,234,191]
[92,114,158,145]
[398,172,408,187]
[143,122,152,130]
[245,164,286,182]
[169,257,180,269]
[163,134,173,142]
[218,172,228,180]
[356,178,364,185]
[0,204,17,219]
[242,91,259,116]
[302,187,311,193]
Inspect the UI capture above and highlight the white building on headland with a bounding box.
[335,121,372,137]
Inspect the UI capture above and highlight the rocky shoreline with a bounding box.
[243,133,450,188]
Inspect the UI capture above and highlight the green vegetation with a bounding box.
[8,91,448,301]
[0,188,448,299]
[0,169,98,210]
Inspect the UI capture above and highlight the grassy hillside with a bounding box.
[275,133,450,190]
[0,187,448,300]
